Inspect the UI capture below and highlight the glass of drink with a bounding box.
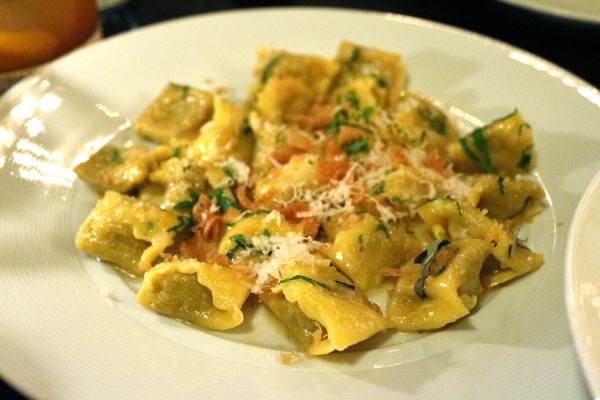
[0,0,101,92]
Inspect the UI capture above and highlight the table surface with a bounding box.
[1,1,598,398]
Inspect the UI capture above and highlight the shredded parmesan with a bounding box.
[263,209,283,225]
[216,157,251,186]
[240,232,328,294]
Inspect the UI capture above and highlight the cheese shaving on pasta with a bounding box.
[244,232,328,294]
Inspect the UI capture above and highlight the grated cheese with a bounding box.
[293,178,360,220]
[241,231,328,294]
[263,209,283,226]
[216,156,251,186]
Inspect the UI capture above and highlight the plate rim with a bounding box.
[566,168,600,398]
[493,0,600,25]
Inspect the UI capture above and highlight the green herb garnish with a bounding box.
[170,82,190,95]
[345,47,360,70]
[260,55,281,84]
[414,239,450,299]
[279,275,331,291]
[167,214,194,233]
[371,74,387,88]
[342,137,369,155]
[376,219,390,238]
[326,109,350,134]
[222,165,235,179]
[242,117,252,135]
[373,182,385,195]
[335,280,356,290]
[507,196,532,219]
[360,106,376,122]
[173,188,199,211]
[226,234,253,259]
[419,107,447,135]
[337,90,361,109]
[209,187,238,214]
[110,149,123,164]
[517,144,533,171]
[459,128,494,173]
[391,196,404,204]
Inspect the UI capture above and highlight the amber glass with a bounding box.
[0,0,99,72]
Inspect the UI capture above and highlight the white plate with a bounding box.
[1,7,599,399]
[494,0,600,24]
[567,169,600,397]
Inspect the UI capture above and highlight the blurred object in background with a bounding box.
[97,0,130,9]
[97,0,138,36]
[0,0,100,92]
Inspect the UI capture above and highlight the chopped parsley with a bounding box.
[336,90,361,109]
[110,149,123,164]
[419,107,447,135]
[391,196,405,204]
[326,109,350,134]
[371,74,387,88]
[222,165,235,179]
[226,234,253,259]
[170,82,190,95]
[373,182,385,195]
[242,117,253,135]
[209,187,238,213]
[167,214,194,233]
[168,189,199,233]
[360,106,376,122]
[173,188,199,211]
[376,219,390,238]
[342,137,369,155]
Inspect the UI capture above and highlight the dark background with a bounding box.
[1,1,598,398]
